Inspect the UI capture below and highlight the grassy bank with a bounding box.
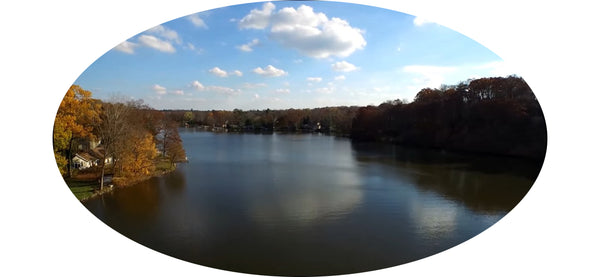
[66,157,179,202]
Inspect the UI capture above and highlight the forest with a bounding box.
[163,106,360,135]
[351,75,546,160]
[163,76,545,160]
[54,75,546,192]
[53,85,186,191]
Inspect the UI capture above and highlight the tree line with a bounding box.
[53,85,186,189]
[163,75,545,160]
[55,75,546,184]
[351,75,546,160]
[164,106,360,135]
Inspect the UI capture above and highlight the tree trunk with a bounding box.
[67,137,74,177]
[100,157,105,191]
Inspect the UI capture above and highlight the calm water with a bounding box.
[84,129,541,276]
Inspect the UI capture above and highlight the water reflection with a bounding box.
[82,131,540,276]
[351,142,538,213]
[246,162,363,226]
[409,197,459,241]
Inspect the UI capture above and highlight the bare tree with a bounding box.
[96,100,131,190]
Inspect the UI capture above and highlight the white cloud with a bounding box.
[239,3,366,58]
[209,67,243,77]
[146,25,181,44]
[153,84,167,95]
[172,90,184,95]
[331,61,358,72]
[243,82,268,89]
[191,80,205,91]
[307,77,322,83]
[114,40,137,54]
[315,87,334,94]
[187,14,208,28]
[334,75,346,81]
[209,67,229,77]
[413,17,435,26]
[138,35,176,53]
[239,2,276,29]
[253,65,287,77]
[206,86,241,96]
[237,38,260,52]
[273,88,290,94]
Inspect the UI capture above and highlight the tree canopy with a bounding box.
[53,87,186,184]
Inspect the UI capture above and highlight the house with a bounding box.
[72,152,96,169]
[72,145,113,170]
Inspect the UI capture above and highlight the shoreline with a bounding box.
[69,160,181,202]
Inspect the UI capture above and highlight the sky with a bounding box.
[75,1,513,110]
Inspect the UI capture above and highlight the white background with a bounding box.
[1,0,598,276]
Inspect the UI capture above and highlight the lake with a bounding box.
[83,129,541,276]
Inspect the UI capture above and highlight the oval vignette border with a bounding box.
[34,1,579,277]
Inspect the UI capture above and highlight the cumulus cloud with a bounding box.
[307,77,322,83]
[147,25,181,44]
[237,38,260,52]
[209,67,229,77]
[191,80,205,90]
[187,14,208,28]
[206,86,241,96]
[253,65,287,77]
[413,17,435,26]
[331,61,358,72]
[209,67,243,77]
[114,40,138,54]
[239,3,366,58]
[239,2,276,29]
[153,84,167,95]
[334,75,346,81]
[172,90,184,95]
[138,35,176,53]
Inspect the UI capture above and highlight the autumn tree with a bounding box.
[165,134,186,167]
[120,132,157,177]
[53,85,100,176]
[183,111,194,124]
[157,117,182,157]
[96,100,131,190]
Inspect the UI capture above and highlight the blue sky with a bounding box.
[75,1,512,110]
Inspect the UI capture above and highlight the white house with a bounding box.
[72,146,113,170]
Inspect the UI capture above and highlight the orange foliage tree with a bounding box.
[53,85,100,176]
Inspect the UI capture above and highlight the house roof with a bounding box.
[74,152,96,162]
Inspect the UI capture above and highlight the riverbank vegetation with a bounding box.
[163,106,359,135]
[53,86,187,200]
[352,75,546,160]
[54,75,545,200]
[162,75,545,160]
